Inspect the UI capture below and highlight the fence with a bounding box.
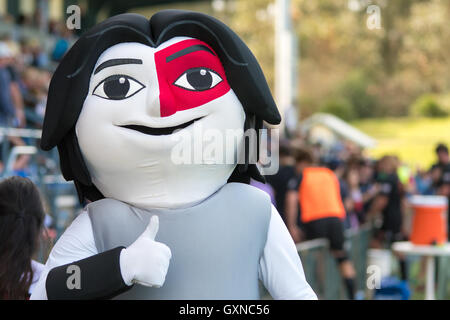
[294,224,450,300]
[295,224,373,299]
[258,224,372,299]
[437,256,450,299]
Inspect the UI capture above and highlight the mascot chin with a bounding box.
[31,10,317,300]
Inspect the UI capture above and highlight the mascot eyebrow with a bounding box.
[166,44,215,62]
[94,58,143,74]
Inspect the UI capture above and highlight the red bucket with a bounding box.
[409,195,448,245]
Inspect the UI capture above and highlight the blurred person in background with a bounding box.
[249,176,276,206]
[396,158,414,195]
[28,40,48,69]
[20,67,50,125]
[0,41,30,174]
[369,155,408,281]
[19,39,48,69]
[431,143,450,172]
[285,148,357,299]
[265,141,296,223]
[358,158,379,221]
[370,156,406,243]
[0,176,45,299]
[430,143,450,240]
[0,40,26,128]
[414,167,434,195]
[0,42,21,126]
[51,25,74,62]
[429,144,450,194]
[343,167,363,230]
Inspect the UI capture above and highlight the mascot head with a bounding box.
[41,10,280,209]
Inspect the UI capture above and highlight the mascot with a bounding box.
[31,10,317,300]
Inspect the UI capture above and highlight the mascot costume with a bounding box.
[31,10,317,300]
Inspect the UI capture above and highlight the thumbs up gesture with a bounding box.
[119,216,172,288]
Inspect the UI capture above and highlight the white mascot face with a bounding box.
[75,37,246,209]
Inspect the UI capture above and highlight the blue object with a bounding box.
[52,39,69,61]
[374,276,411,300]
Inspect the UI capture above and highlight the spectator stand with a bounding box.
[0,19,77,71]
[0,125,80,242]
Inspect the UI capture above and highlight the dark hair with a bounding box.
[436,143,448,154]
[40,10,281,203]
[0,176,45,299]
[294,148,313,165]
[279,140,292,158]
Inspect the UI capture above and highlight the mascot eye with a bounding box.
[173,68,222,91]
[93,75,145,100]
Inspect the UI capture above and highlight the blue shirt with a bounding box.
[0,67,15,124]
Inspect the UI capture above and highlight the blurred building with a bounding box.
[300,113,377,150]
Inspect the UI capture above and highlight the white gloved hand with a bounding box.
[119,215,172,288]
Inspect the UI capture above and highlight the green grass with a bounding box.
[352,117,450,169]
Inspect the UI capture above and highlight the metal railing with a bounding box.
[294,224,373,299]
[437,256,450,299]
[259,224,373,299]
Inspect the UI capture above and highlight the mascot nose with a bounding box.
[146,87,177,118]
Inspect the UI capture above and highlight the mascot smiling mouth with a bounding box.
[118,116,204,136]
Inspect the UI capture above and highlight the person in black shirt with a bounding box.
[430,143,450,240]
[370,155,408,280]
[377,171,403,239]
[370,156,405,242]
[431,143,449,169]
[265,143,296,223]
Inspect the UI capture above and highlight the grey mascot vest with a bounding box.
[87,182,272,299]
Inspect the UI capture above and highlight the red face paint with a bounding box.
[154,39,230,117]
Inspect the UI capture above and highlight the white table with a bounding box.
[392,241,450,300]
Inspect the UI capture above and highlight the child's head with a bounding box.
[0,176,45,299]
[345,168,360,188]
[293,148,314,174]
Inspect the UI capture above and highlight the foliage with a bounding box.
[338,71,378,118]
[410,94,448,117]
[320,97,355,121]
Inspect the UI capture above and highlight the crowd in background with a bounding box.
[252,138,450,299]
[260,138,450,250]
[0,19,76,175]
